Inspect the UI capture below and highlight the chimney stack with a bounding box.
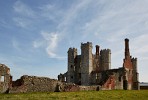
[96,45,100,57]
[125,38,130,58]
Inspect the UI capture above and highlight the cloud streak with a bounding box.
[13,1,36,18]
[41,31,59,58]
[33,31,66,59]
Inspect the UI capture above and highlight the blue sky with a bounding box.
[0,0,148,82]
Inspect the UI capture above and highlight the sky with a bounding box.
[0,0,148,82]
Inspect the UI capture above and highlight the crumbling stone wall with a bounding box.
[123,39,139,90]
[55,83,100,92]
[10,75,62,93]
[9,75,100,93]
[0,64,12,93]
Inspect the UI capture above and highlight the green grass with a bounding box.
[0,90,148,100]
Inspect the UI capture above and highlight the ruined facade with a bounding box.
[58,39,139,90]
[0,64,12,93]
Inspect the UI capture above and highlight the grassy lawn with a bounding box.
[0,90,148,100]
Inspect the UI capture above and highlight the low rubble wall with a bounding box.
[9,75,100,93]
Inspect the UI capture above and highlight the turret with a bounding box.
[67,48,77,83]
[132,58,139,90]
[100,49,111,71]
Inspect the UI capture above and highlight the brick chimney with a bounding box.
[96,45,100,57]
[125,38,130,59]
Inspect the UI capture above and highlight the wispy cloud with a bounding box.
[13,1,36,18]
[41,31,59,58]
[33,40,44,48]
[33,31,66,59]
[38,4,62,23]
[33,31,67,59]
[13,1,37,28]
[80,0,148,42]
[12,39,21,51]
[131,34,148,55]
[57,0,92,30]
[13,17,32,28]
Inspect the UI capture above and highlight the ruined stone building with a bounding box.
[0,64,12,93]
[58,39,139,90]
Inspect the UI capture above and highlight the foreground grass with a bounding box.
[0,90,148,100]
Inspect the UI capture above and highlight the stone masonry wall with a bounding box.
[10,75,62,93]
[0,64,12,93]
[81,42,93,85]
[9,75,100,93]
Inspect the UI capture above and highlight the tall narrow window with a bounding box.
[71,65,73,68]
[71,76,73,79]
[119,77,121,82]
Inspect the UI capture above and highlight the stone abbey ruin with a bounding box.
[58,38,139,90]
[0,38,139,93]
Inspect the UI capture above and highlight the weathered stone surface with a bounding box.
[0,64,12,93]
[10,75,62,93]
[58,38,139,90]
[9,75,100,93]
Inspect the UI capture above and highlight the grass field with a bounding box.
[0,90,148,100]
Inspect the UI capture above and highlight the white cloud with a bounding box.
[33,40,44,48]
[33,31,66,59]
[13,1,36,18]
[41,31,59,58]
[131,34,148,55]
[13,1,37,28]
[80,0,148,42]
[57,0,92,30]
[38,4,63,23]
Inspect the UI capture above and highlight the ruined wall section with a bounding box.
[81,42,93,85]
[100,68,124,90]
[123,39,133,90]
[0,64,12,93]
[67,48,77,83]
[10,75,100,93]
[92,45,100,72]
[58,73,67,82]
[74,55,81,85]
[100,49,111,71]
[10,75,62,93]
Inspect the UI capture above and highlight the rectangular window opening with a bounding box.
[1,76,4,82]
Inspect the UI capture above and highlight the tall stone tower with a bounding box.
[81,42,93,85]
[132,58,140,90]
[100,49,111,71]
[67,48,77,83]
